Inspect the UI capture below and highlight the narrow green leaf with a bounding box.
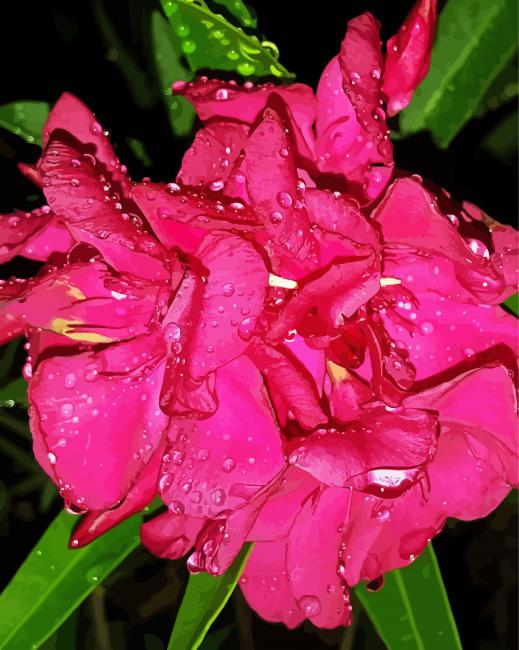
[126,137,153,167]
[167,543,252,650]
[474,52,518,118]
[400,0,518,147]
[151,10,196,137]
[0,101,49,145]
[199,623,234,649]
[0,510,142,649]
[481,110,518,164]
[355,545,462,649]
[503,292,519,316]
[212,0,256,28]
[160,0,293,79]
[0,377,28,408]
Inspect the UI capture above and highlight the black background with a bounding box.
[0,1,517,648]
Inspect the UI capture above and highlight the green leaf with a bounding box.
[151,10,196,137]
[167,543,252,650]
[355,545,462,650]
[474,52,518,118]
[400,0,518,147]
[0,510,144,649]
[160,0,293,79]
[199,623,234,649]
[503,292,519,316]
[481,110,518,164]
[212,0,256,28]
[0,101,49,145]
[0,377,27,408]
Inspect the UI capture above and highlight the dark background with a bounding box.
[0,1,517,648]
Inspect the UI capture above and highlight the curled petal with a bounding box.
[174,78,316,160]
[39,136,168,281]
[288,407,438,496]
[0,208,72,264]
[141,510,205,560]
[42,92,131,197]
[383,0,437,115]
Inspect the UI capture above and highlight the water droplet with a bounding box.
[237,316,257,341]
[297,595,321,617]
[222,458,236,473]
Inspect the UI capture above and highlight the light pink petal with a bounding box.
[42,92,131,197]
[131,181,260,253]
[236,107,319,279]
[188,233,268,380]
[288,406,438,495]
[247,341,327,430]
[2,262,163,344]
[240,540,304,629]
[29,337,168,511]
[71,441,165,548]
[141,510,205,559]
[383,0,437,115]
[39,137,168,281]
[158,356,284,519]
[174,78,316,160]
[287,487,352,628]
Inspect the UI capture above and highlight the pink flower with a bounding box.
[0,0,517,634]
[171,1,437,203]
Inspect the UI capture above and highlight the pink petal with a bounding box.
[177,121,250,189]
[0,208,71,263]
[2,262,163,344]
[158,356,284,519]
[288,407,438,495]
[247,341,327,430]
[188,233,268,380]
[39,136,168,281]
[141,510,205,559]
[265,253,380,342]
[287,487,352,627]
[174,78,316,160]
[42,93,131,197]
[343,365,518,584]
[29,336,168,511]
[383,0,437,115]
[240,540,304,629]
[374,178,508,303]
[132,181,260,254]
[17,162,42,188]
[71,441,165,548]
[235,107,319,279]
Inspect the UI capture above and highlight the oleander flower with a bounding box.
[0,0,517,636]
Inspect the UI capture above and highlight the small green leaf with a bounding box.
[0,510,143,649]
[167,544,252,650]
[503,292,519,316]
[160,0,293,79]
[400,0,518,147]
[355,545,462,649]
[126,137,153,167]
[0,101,49,145]
[0,377,27,408]
[481,111,518,164]
[212,0,256,28]
[151,10,196,137]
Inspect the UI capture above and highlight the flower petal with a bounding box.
[141,510,205,559]
[0,208,72,263]
[287,487,352,628]
[158,356,284,519]
[288,407,438,495]
[29,336,168,511]
[42,92,131,197]
[240,540,304,629]
[382,0,437,115]
[39,136,168,281]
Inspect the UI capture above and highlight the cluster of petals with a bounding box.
[1,0,517,629]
